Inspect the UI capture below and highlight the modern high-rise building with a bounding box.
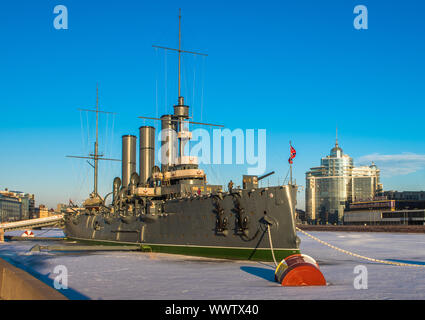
[305,137,382,224]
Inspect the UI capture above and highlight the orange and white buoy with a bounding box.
[275,254,326,286]
[21,230,35,238]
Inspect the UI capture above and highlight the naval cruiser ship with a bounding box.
[64,11,300,261]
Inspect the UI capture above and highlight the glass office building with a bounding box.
[306,139,382,224]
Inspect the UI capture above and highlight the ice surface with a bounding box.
[1,229,425,300]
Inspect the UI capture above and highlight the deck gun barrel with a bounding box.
[257,171,275,181]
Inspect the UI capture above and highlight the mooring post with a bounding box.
[0,229,4,243]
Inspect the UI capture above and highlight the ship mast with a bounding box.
[178,8,182,100]
[150,9,212,161]
[290,140,293,185]
[94,84,99,195]
[67,84,120,199]
[140,9,222,127]
[152,8,208,107]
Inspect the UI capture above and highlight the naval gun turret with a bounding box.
[242,171,275,190]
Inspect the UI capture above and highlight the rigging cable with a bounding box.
[155,47,159,121]
[192,55,196,119]
[164,49,167,113]
[283,167,290,185]
[200,56,205,122]
[104,113,110,194]
[76,110,87,200]
[79,110,86,153]
[85,110,91,196]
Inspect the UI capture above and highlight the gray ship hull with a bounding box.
[64,185,301,261]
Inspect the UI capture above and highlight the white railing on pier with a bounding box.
[0,215,64,232]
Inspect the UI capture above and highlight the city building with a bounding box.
[13,191,35,220]
[380,190,425,201]
[34,205,50,219]
[56,203,67,213]
[0,192,21,222]
[343,191,425,225]
[305,137,382,224]
[0,189,35,223]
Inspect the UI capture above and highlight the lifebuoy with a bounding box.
[21,230,35,237]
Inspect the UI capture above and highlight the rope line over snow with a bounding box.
[296,227,425,268]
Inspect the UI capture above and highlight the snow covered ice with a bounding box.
[1,228,425,300]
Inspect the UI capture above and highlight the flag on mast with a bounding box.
[288,143,296,164]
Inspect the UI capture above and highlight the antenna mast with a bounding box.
[94,84,99,195]
[152,9,208,106]
[335,126,339,147]
[178,8,182,99]
[67,85,120,199]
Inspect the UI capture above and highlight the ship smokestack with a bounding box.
[160,115,177,173]
[139,126,155,186]
[122,135,137,188]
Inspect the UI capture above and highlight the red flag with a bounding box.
[290,145,296,158]
[288,143,296,164]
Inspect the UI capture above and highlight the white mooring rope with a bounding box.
[296,227,425,268]
[267,226,278,267]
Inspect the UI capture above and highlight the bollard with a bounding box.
[275,254,326,286]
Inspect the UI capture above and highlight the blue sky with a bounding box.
[0,0,424,209]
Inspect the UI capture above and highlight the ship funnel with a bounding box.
[139,126,155,186]
[122,135,137,188]
[160,115,177,173]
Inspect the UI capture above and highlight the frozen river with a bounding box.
[1,229,425,300]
